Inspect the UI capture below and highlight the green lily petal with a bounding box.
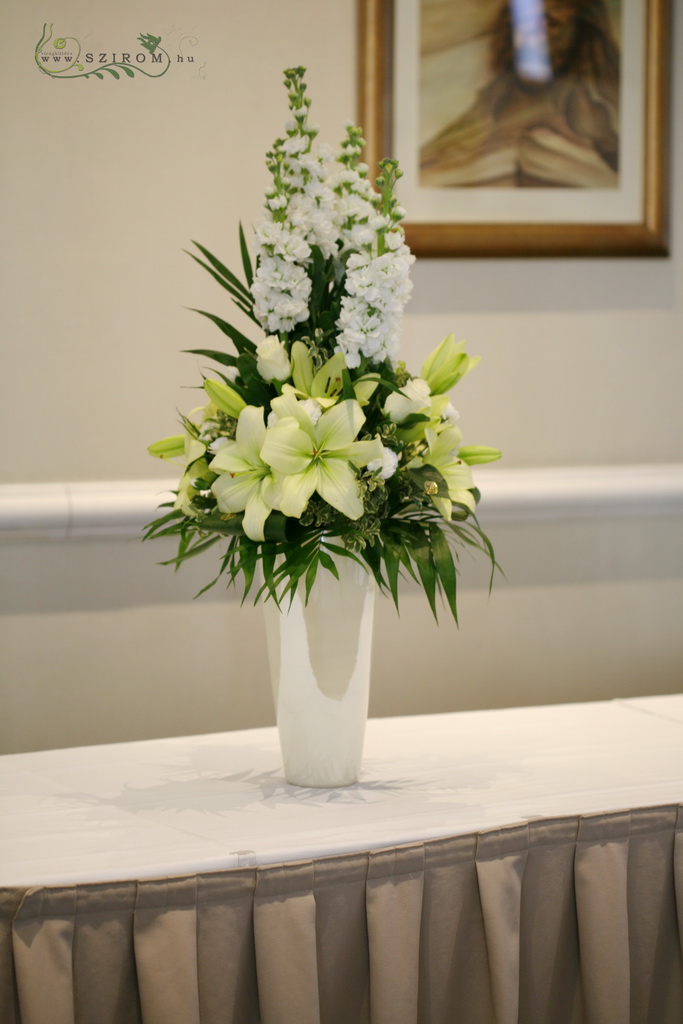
[315,400,364,452]
[433,496,452,520]
[336,436,385,468]
[291,341,314,393]
[212,471,258,513]
[270,393,317,440]
[261,418,313,475]
[242,485,275,541]
[317,458,364,520]
[451,489,477,513]
[443,462,475,492]
[261,473,282,509]
[174,471,199,516]
[281,383,338,410]
[185,437,207,465]
[311,353,346,400]
[208,447,250,475]
[353,375,380,405]
[235,406,267,465]
[426,426,460,461]
[280,463,318,518]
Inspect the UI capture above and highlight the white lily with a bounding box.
[209,406,281,541]
[287,342,378,408]
[260,396,383,520]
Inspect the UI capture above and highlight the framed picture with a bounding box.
[358,0,670,257]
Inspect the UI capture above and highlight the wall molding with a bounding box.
[1,465,683,540]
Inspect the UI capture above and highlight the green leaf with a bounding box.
[260,543,277,602]
[239,540,257,603]
[106,67,120,79]
[304,553,319,604]
[186,255,259,324]
[383,540,401,611]
[122,66,135,78]
[429,524,458,623]
[308,246,326,321]
[320,540,365,571]
[318,549,339,579]
[408,465,450,499]
[263,512,290,541]
[142,508,184,540]
[399,413,430,429]
[450,501,472,522]
[194,574,222,599]
[410,529,438,621]
[191,241,253,302]
[189,309,257,354]
[159,535,221,568]
[144,521,188,541]
[372,376,403,396]
[183,348,239,369]
[238,222,254,287]
[236,352,273,406]
[194,514,245,536]
[341,369,356,402]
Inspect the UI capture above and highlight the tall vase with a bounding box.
[262,554,375,788]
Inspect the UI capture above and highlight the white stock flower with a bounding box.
[252,255,312,333]
[335,245,415,367]
[282,134,310,155]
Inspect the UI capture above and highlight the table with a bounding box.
[2,696,683,1024]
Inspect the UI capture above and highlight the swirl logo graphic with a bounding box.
[35,23,172,79]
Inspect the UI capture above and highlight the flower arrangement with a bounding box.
[146,67,501,619]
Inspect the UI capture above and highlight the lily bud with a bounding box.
[421,334,479,394]
[203,378,247,418]
[147,435,185,460]
[458,445,502,465]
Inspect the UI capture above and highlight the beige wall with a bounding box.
[1,0,682,754]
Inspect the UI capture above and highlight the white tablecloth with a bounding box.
[2,695,682,887]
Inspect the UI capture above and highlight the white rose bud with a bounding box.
[256,335,292,382]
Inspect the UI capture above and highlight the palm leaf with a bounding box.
[191,241,253,301]
[238,222,254,287]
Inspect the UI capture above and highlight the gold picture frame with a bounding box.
[359,0,670,257]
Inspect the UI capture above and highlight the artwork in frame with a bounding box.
[358,0,670,257]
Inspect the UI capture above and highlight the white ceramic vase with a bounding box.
[262,553,375,788]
